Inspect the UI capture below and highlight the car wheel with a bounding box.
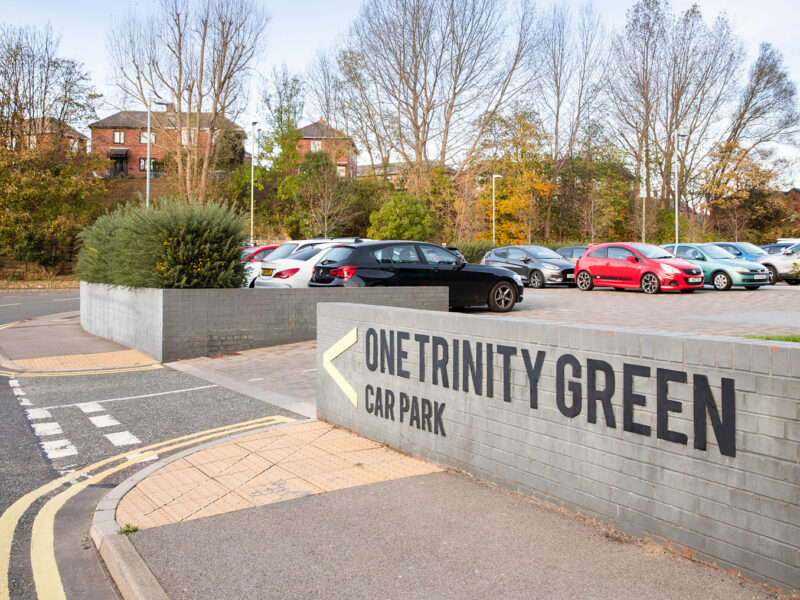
[787,280,800,286]
[488,281,516,312]
[766,265,778,285]
[640,273,660,295]
[249,279,256,288]
[712,271,732,291]
[530,270,546,288]
[744,285,760,290]
[576,271,593,291]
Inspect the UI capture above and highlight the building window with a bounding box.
[113,131,125,144]
[310,140,321,152]
[139,158,155,172]
[181,129,194,146]
[70,138,78,153]
[337,165,346,178]
[139,131,155,144]
[28,135,37,149]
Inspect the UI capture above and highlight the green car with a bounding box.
[661,243,770,290]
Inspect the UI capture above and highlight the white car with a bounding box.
[254,244,337,288]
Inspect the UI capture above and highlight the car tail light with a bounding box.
[330,266,357,279]
[273,268,299,279]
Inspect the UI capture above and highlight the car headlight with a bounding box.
[733,266,749,273]
[541,263,559,270]
[661,264,680,275]
[512,274,523,285]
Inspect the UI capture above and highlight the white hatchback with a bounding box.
[254,244,337,288]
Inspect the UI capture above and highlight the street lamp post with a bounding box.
[146,98,171,208]
[492,174,502,245]
[250,121,258,245]
[674,133,687,247]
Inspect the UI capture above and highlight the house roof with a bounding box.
[23,117,88,141]
[357,160,447,178]
[298,120,351,140]
[89,110,243,132]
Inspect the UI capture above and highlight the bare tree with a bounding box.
[535,1,606,239]
[109,0,268,201]
[0,24,98,150]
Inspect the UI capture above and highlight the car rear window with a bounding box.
[267,243,299,260]
[289,247,323,261]
[320,247,355,263]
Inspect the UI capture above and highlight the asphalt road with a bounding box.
[1,366,301,600]
[0,290,80,325]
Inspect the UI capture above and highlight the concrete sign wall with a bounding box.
[316,303,799,593]
[81,282,448,362]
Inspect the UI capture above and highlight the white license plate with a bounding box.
[688,277,702,284]
[567,273,574,279]
[261,268,273,276]
[754,274,767,280]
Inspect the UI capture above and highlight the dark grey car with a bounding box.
[481,245,576,288]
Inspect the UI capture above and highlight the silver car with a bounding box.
[757,243,800,285]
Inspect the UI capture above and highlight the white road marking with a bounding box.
[248,377,264,382]
[77,402,104,413]
[53,298,79,302]
[42,385,218,411]
[126,452,158,463]
[41,440,78,459]
[89,415,120,428]
[105,431,141,446]
[19,398,33,407]
[26,408,52,420]
[0,303,21,307]
[33,422,63,437]
[302,368,317,372]
[12,388,25,396]
[8,379,19,387]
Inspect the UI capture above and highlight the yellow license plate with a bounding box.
[261,268,273,276]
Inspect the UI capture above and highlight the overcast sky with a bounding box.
[3,0,798,181]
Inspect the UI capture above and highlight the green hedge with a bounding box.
[77,199,246,288]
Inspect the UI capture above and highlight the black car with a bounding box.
[556,245,588,262]
[482,245,576,288]
[309,241,524,312]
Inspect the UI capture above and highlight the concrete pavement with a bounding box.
[1,290,796,599]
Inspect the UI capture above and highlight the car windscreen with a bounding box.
[736,242,766,255]
[630,243,673,259]
[524,246,562,259]
[266,243,299,261]
[288,247,323,261]
[702,244,734,259]
[318,247,354,264]
[789,243,800,254]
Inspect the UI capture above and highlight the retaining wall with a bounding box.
[316,303,800,593]
[80,282,448,362]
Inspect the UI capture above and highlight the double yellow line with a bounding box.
[0,414,294,600]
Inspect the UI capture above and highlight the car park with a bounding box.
[575,242,704,294]
[556,246,588,262]
[309,240,524,312]
[661,243,769,290]
[756,242,800,285]
[481,245,575,288]
[707,241,768,262]
[254,244,336,289]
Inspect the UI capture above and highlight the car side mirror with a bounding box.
[782,248,792,255]
[456,256,467,267]
[694,255,706,261]
[626,255,637,263]
[521,257,530,263]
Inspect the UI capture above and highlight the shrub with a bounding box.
[368,192,432,240]
[78,199,246,288]
[452,241,497,264]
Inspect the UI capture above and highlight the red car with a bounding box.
[241,245,278,264]
[575,242,704,294]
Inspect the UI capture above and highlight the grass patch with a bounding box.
[118,523,139,535]
[745,335,800,343]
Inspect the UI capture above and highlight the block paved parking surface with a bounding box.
[116,420,443,529]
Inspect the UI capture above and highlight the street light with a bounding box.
[492,174,502,245]
[674,133,688,247]
[146,98,171,208]
[250,121,258,245]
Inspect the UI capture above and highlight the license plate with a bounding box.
[261,268,273,276]
[754,274,767,280]
[567,273,574,279]
[688,277,702,284]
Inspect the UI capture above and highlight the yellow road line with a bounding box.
[0,364,163,378]
[0,414,293,600]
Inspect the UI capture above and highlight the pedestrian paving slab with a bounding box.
[115,421,444,529]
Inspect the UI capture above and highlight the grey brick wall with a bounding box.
[316,303,800,594]
[81,283,449,362]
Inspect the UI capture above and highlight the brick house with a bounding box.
[89,109,244,177]
[3,117,88,155]
[297,120,358,178]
